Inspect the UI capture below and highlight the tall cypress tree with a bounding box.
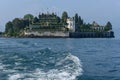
[74,13,79,31]
[75,13,78,24]
[78,16,83,26]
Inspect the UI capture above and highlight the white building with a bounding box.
[91,21,105,31]
[66,18,75,32]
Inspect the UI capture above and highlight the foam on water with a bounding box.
[31,54,82,80]
[0,63,5,70]
[9,74,22,80]
[0,48,82,80]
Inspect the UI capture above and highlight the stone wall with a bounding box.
[69,31,114,38]
[24,31,69,38]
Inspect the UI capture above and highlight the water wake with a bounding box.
[0,48,83,80]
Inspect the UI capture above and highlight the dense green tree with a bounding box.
[12,18,21,31]
[78,16,83,25]
[104,21,112,31]
[24,14,34,24]
[12,18,27,32]
[75,13,78,24]
[24,14,34,20]
[5,21,14,36]
[74,14,79,32]
[62,11,68,24]
[22,19,29,27]
[12,19,28,36]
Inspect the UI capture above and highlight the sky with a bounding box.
[0,0,120,38]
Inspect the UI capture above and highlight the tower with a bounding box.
[66,18,75,32]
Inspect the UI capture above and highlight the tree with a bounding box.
[75,13,78,24]
[105,21,112,31]
[22,19,29,27]
[62,11,68,24]
[38,13,41,19]
[33,17,39,23]
[5,21,14,36]
[24,14,34,20]
[74,13,79,32]
[12,18,26,32]
[52,12,55,17]
[56,17,61,23]
[24,14,34,24]
[78,16,83,25]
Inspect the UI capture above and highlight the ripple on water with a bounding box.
[0,48,83,80]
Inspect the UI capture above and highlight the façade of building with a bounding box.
[24,13,75,37]
[70,21,114,38]
[24,13,114,38]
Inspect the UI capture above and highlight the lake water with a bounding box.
[0,38,120,80]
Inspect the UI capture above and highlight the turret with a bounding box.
[66,18,75,32]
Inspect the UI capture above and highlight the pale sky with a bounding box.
[0,0,120,38]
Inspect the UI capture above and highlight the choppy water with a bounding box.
[0,38,120,80]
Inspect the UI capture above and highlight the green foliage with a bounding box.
[5,21,14,36]
[12,18,26,31]
[78,23,91,32]
[5,18,30,36]
[38,13,60,24]
[4,11,113,37]
[74,13,84,32]
[24,14,34,20]
[75,13,78,24]
[104,21,112,31]
[5,12,66,37]
[78,16,83,25]
[62,11,68,24]
[24,14,34,24]
[33,17,39,23]
[74,13,113,32]
[56,17,61,23]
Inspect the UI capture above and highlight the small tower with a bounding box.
[66,18,75,32]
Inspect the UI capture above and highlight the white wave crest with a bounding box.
[8,53,83,80]
[0,63,5,70]
[9,74,23,80]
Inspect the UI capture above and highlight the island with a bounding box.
[4,11,114,38]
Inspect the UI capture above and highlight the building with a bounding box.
[91,21,105,31]
[66,18,75,32]
[24,13,76,37]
